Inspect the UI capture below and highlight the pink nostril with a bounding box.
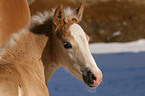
[93,71,103,86]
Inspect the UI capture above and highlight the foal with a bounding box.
[0,4,102,96]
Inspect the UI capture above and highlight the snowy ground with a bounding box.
[48,39,145,96]
[89,39,145,54]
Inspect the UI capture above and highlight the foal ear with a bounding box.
[53,4,65,26]
[76,3,84,22]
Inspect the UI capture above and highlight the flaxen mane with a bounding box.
[1,7,78,50]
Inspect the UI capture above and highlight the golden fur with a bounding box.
[0,4,102,96]
[0,5,81,96]
[0,0,30,47]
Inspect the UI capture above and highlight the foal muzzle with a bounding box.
[82,68,102,87]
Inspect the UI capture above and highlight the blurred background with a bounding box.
[28,0,145,43]
[27,0,145,96]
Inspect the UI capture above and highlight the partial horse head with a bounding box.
[52,4,102,87]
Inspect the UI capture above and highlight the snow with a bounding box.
[89,39,145,54]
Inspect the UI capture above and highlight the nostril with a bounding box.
[92,74,96,81]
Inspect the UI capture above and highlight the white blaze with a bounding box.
[69,23,99,72]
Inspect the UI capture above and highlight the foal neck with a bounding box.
[0,13,59,84]
[1,19,51,72]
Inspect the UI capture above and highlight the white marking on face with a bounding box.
[69,23,99,72]
[69,23,88,46]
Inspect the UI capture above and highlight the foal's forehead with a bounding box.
[69,23,85,37]
[69,23,88,42]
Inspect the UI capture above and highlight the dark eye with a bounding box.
[63,42,72,49]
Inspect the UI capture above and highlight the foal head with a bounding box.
[52,4,102,87]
